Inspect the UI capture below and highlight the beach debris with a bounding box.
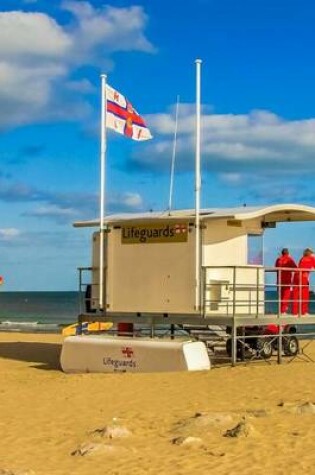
[295,401,315,415]
[277,401,296,411]
[245,409,269,418]
[71,442,122,457]
[223,418,255,438]
[207,450,226,457]
[89,423,132,439]
[172,436,203,446]
[278,401,315,415]
[175,411,234,431]
[193,412,234,426]
[172,411,235,439]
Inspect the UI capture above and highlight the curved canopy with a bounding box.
[202,203,315,223]
[73,203,315,228]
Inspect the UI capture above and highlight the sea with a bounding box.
[0,290,314,334]
[0,291,80,333]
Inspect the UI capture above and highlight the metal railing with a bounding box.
[78,264,315,319]
[76,265,315,365]
[202,265,315,319]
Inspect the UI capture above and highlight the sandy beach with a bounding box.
[0,332,315,475]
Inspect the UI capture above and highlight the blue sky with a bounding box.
[1,0,315,290]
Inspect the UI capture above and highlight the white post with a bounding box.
[195,59,202,311]
[99,74,107,309]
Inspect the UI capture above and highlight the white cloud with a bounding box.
[219,173,243,184]
[24,191,144,222]
[108,192,143,212]
[0,62,68,127]
[0,12,72,59]
[0,2,154,129]
[65,78,96,94]
[122,192,143,208]
[63,1,155,60]
[0,180,145,221]
[0,228,21,241]
[30,205,77,217]
[135,107,315,173]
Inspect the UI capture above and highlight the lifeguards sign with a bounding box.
[121,222,189,244]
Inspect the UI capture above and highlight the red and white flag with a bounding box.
[106,84,152,141]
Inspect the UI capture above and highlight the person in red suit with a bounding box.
[275,248,297,314]
[292,248,315,315]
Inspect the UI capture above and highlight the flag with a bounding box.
[106,84,152,141]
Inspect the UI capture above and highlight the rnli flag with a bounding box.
[106,84,152,141]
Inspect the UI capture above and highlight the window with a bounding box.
[248,234,263,265]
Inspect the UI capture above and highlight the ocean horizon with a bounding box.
[1,290,315,334]
[0,291,80,332]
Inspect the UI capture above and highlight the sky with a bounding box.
[1,0,315,290]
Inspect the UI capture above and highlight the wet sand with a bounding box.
[0,332,314,475]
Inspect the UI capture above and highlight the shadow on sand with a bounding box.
[0,341,62,370]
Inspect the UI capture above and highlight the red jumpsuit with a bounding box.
[275,254,296,313]
[292,255,315,315]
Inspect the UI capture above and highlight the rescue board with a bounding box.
[60,336,211,373]
[62,321,113,336]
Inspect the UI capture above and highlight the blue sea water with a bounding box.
[0,291,80,333]
[0,290,315,334]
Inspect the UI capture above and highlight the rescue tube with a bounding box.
[62,321,113,337]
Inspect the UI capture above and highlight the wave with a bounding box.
[0,320,61,333]
[1,321,39,327]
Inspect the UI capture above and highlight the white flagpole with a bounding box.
[168,95,180,214]
[195,59,202,311]
[99,74,107,310]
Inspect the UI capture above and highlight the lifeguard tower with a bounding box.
[73,203,315,365]
[58,62,315,371]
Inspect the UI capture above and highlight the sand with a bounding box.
[0,332,315,475]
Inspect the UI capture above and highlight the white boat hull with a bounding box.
[60,336,211,374]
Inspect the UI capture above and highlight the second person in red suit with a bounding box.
[292,248,315,315]
[275,248,297,314]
